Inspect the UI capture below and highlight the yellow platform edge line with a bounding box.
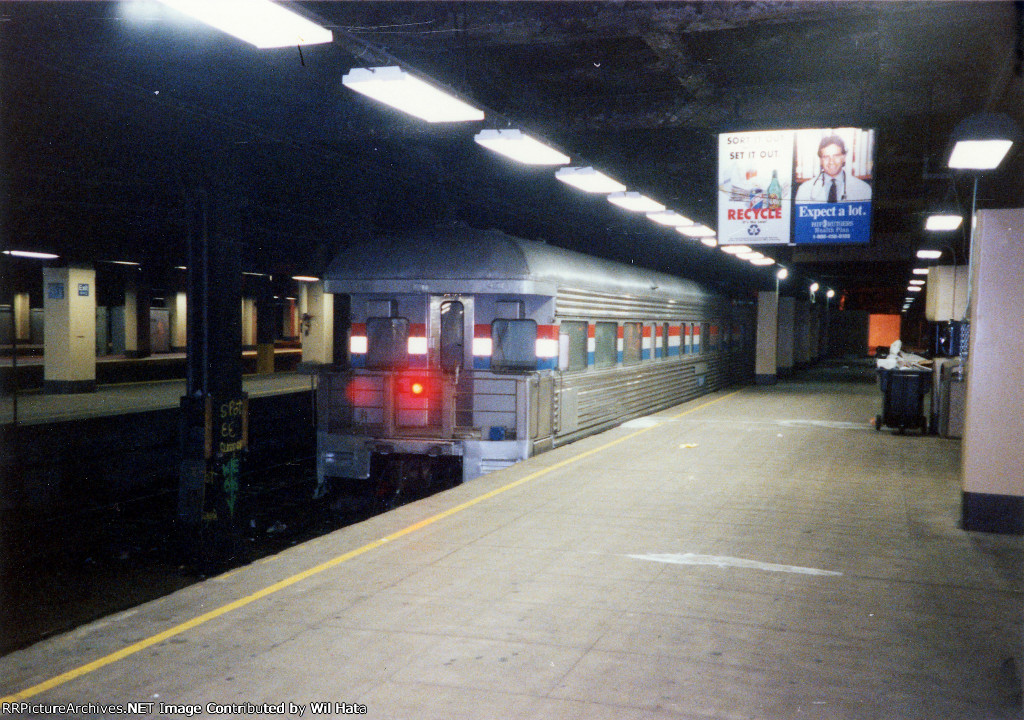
[0,388,739,704]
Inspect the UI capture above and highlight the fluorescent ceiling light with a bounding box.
[909,279,925,286]
[720,245,752,255]
[342,67,484,123]
[292,275,319,282]
[737,251,764,260]
[810,282,820,293]
[750,257,775,266]
[108,260,140,266]
[554,167,626,193]
[925,214,963,231]
[676,224,716,238]
[474,129,570,165]
[826,289,836,298]
[607,192,665,213]
[700,237,718,247]
[3,250,60,259]
[776,268,789,279]
[912,268,929,275]
[948,140,1014,170]
[916,249,943,259]
[646,210,694,226]
[907,286,923,292]
[157,0,333,48]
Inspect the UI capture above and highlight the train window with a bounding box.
[365,316,409,369]
[622,322,642,365]
[366,299,397,318]
[560,321,588,371]
[594,322,617,367]
[700,323,709,354]
[491,319,537,371]
[439,301,464,373]
[660,323,670,359]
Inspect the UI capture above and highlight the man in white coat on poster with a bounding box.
[795,135,872,203]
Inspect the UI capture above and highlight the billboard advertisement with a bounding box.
[718,127,875,246]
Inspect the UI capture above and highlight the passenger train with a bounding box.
[315,225,754,502]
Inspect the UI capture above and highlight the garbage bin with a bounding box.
[876,367,931,434]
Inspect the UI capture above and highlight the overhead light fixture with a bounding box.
[474,129,570,165]
[750,257,775,266]
[776,267,789,280]
[105,260,140,266]
[292,275,319,282]
[908,286,923,292]
[810,282,820,293]
[2,249,60,260]
[826,289,836,299]
[676,224,716,238]
[157,0,333,48]
[909,279,925,286]
[342,67,484,123]
[646,210,694,227]
[948,113,1019,170]
[700,237,718,247]
[916,249,943,259]
[737,251,764,260]
[554,167,626,193]
[925,214,963,231]
[912,268,929,275]
[607,192,665,213]
[720,245,752,255]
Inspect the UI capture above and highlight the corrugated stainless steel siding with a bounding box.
[555,287,728,320]
[553,355,733,445]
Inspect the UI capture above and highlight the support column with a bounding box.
[962,208,1024,534]
[42,265,96,393]
[809,305,821,361]
[178,188,247,566]
[254,277,275,374]
[793,302,811,368]
[755,291,779,385]
[777,296,795,376]
[300,281,333,365]
[13,292,30,341]
[169,291,187,352]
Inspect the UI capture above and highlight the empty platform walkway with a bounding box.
[2,368,1021,719]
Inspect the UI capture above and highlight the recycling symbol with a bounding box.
[747,224,761,236]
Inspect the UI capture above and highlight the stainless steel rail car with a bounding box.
[315,226,754,497]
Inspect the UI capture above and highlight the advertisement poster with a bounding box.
[718,127,875,246]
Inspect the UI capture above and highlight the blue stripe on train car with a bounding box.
[351,354,366,368]
[537,358,557,371]
[473,357,491,370]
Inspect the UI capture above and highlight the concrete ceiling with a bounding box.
[3,1,1023,313]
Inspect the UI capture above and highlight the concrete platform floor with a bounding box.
[2,373,1021,719]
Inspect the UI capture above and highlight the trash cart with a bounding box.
[876,367,931,434]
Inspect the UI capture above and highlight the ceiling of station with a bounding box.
[3,1,1023,312]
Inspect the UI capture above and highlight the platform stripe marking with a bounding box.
[0,389,740,704]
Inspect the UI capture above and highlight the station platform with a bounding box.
[0,370,314,425]
[2,370,1021,719]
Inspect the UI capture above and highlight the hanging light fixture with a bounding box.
[925,213,963,232]
[700,237,718,247]
[474,129,570,165]
[606,192,665,213]
[676,224,716,238]
[720,245,752,255]
[2,250,60,260]
[342,67,484,123]
[750,257,775,266]
[157,0,333,48]
[916,249,943,260]
[948,113,1019,170]
[646,210,694,226]
[554,167,626,193]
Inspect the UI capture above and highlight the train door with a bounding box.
[429,295,474,373]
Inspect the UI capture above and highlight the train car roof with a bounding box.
[324,225,716,303]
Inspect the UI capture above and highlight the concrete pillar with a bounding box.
[301,281,333,365]
[170,291,187,352]
[962,208,1024,534]
[42,265,96,393]
[809,305,821,360]
[13,292,30,341]
[282,297,298,339]
[777,296,795,376]
[793,302,811,367]
[755,291,778,385]
[240,296,257,349]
